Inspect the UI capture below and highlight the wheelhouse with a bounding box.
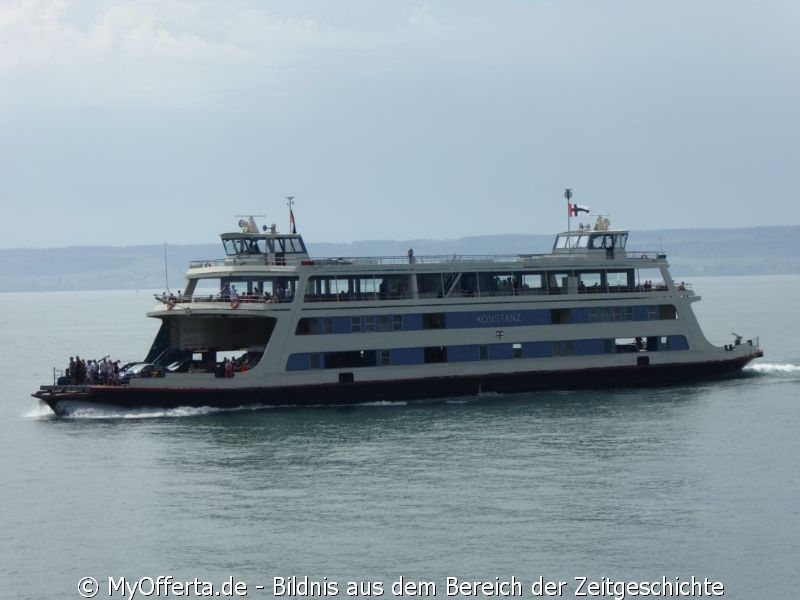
[219,217,309,265]
[552,230,629,253]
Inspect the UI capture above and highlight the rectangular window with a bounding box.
[604,339,613,353]
[423,313,445,329]
[479,345,489,360]
[521,273,544,291]
[379,350,391,366]
[552,341,574,356]
[392,315,403,331]
[579,272,603,290]
[325,350,376,368]
[351,317,362,332]
[417,273,445,298]
[309,353,322,369]
[321,318,333,334]
[551,308,572,324]
[295,318,314,335]
[647,306,659,320]
[379,316,391,331]
[512,343,522,358]
[424,346,447,363]
[593,306,634,322]
[660,305,677,320]
[365,316,376,332]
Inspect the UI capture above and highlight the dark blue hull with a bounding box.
[34,353,761,416]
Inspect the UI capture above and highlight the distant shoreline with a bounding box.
[1,226,797,292]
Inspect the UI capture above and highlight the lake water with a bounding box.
[1,276,798,599]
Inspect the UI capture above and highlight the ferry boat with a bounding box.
[33,207,763,416]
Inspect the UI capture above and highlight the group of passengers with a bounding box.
[159,290,184,304]
[66,356,122,385]
[218,354,256,378]
[218,282,292,303]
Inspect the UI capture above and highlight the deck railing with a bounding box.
[155,279,688,309]
[188,250,668,269]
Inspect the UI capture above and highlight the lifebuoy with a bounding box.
[231,298,240,309]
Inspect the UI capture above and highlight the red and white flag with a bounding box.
[568,203,590,217]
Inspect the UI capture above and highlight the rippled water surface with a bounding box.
[1,276,798,599]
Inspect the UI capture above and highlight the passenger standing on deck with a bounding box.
[68,357,76,384]
[225,358,234,378]
[101,359,110,384]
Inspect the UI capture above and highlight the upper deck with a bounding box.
[158,215,682,314]
[187,217,658,275]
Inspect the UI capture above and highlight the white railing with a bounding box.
[188,249,667,270]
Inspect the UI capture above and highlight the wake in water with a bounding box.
[26,397,411,419]
[25,401,276,420]
[24,403,58,419]
[745,362,800,374]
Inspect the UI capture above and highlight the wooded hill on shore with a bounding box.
[1,226,797,292]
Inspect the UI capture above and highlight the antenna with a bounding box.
[287,196,296,233]
[564,188,573,248]
[163,242,169,292]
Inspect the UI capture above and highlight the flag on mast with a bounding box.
[568,203,590,217]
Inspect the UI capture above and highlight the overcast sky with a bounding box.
[1,0,798,248]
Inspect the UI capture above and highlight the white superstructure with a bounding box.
[35,211,763,414]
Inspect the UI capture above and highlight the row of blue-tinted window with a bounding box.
[295,305,677,335]
[286,336,690,371]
